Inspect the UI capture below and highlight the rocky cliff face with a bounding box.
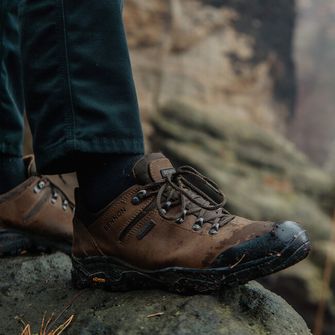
[124,0,296,139]
[0,253,311,335]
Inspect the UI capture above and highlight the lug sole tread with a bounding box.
[71,238,310,294]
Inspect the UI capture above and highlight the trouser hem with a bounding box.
[34,137,145,174]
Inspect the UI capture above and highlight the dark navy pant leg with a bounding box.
[20,0,144,174]
[0,0,24,157]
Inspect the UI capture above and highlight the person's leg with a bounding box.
[0,0,75,256]
[17,0,310,292]
[20,0,144,211]
[0,0,26,194]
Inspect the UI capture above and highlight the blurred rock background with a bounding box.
[289,0,335,172]
[24,0,335,334]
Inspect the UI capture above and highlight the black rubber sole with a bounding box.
[0,228,71,256]
[71,232,311,294]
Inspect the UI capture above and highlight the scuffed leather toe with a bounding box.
[211,221,310,268]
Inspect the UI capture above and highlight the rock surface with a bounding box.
[0,253,311,335]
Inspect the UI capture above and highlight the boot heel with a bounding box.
[71,258,113,289]
[71,260,91,289]
[71,256,143,291]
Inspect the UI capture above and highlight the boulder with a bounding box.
[0,253,311,335]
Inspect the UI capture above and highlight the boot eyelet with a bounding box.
[132,190,147,205]
[62,200,69,211]
[50,191,58,204]
[163,201,172,210]
[132,196,141,205]
[38,181,46,189]
[176,217,184,224]
[33,180,46,193]
[192,224,202,232]
[137,190,147,197]
[208,228,218,235]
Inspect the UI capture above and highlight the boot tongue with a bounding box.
[23,155,37,177]
[132,153,176,184]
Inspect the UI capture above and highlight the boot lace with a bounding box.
[132,166,235,235]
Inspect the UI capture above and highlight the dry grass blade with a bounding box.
[146,312,164,318]
[18,313,74,335]
[45,290,85,334]
[20,324,31,335]
[50,315,75,335]
[17,287,84,334]
[43,313,55,335]
[40,312,46,335]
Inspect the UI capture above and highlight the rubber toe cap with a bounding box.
[211,221,310,268]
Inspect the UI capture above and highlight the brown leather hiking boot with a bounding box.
[71,153,310,293]
[0,156,75,256]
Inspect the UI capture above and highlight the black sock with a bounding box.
[77,153,142,212]
[0,155,27,194]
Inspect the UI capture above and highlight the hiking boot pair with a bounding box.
[0,153,310,293]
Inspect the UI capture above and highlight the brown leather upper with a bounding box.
[73,153,274,269]
[0,156,74,242]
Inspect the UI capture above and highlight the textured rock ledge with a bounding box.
[0,253,311,335]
